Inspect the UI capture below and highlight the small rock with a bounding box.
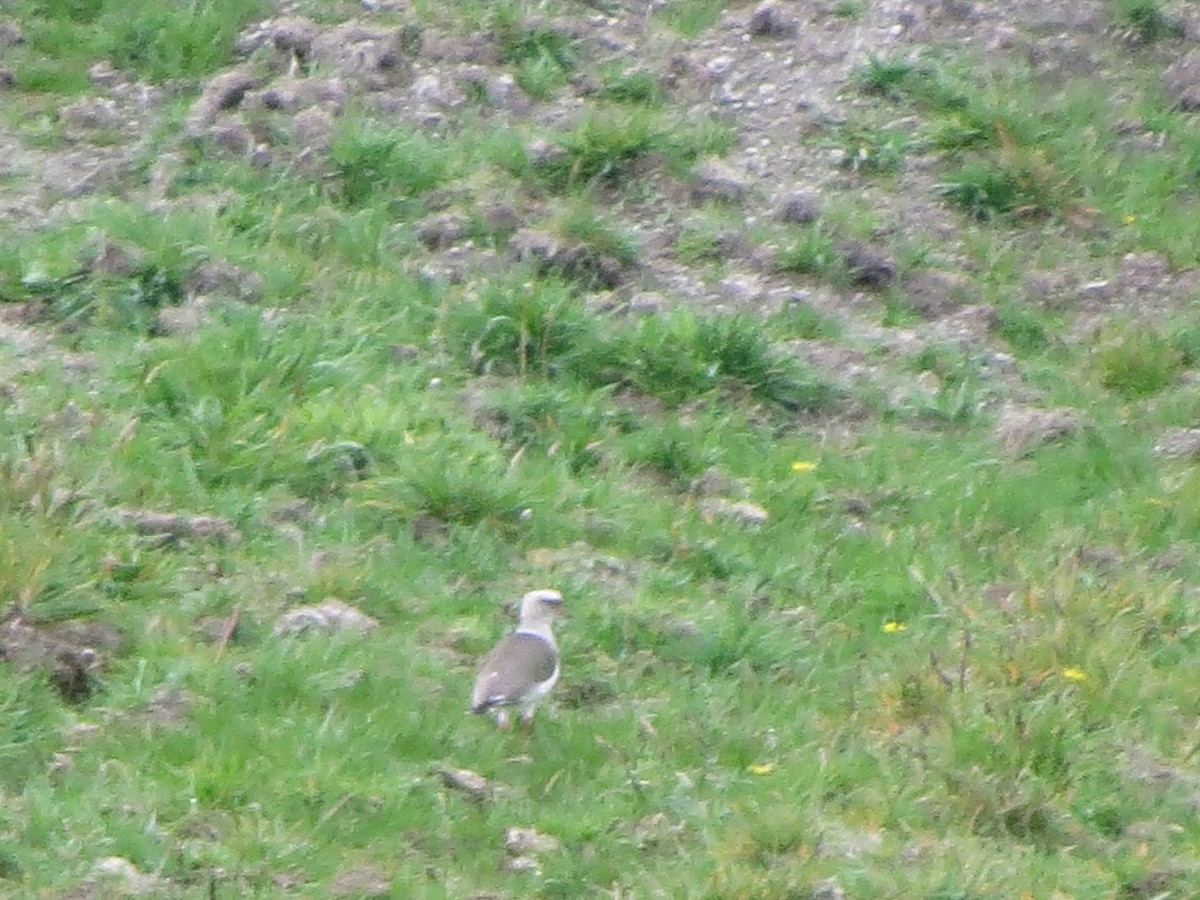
[59,97,122,131]
[810,878,849,900]
[437,766,493,802]
[705,55,735,80]
[49,751,75,774]
[50,648,100,703]
[92,857,161,895]
[416,212,470,250]
[88,60,125,87]
[505,827,561,856]
[748,1,796,36]
[816,826,884,860]
[412,72,464,108]
[1154,428,1200,459]
[0,21,25,47]
[257,76,348,112]
[477,202,521,237]
[632,812,684,847]
[134,688,193,728]
[509,229,625,288]
[699,498,769,526]
[116,509,238,542]
[209,121,253,156]
[154,305,206,338]
[485,73,531,112]
[836,240,895,289]
[390,343,420,361]
[1078,545,1121,573]
[507,855,542,874]
[691,159,749,204]
[186,69,257,136]
[690,466,736,497]
[777,191,822,224]
[185,260,264,303]
[329,864,391,899]
[719,274,766,304]
[272,599,379,637]
[993,405,1083,457]
[1165,49,1200,110]
[292,106,337,155]
[312,23,414,91]
[901,270,971,318]
[0,68,14,89]
[629,292,664,316]
[420,31,498,64]
[236,16,322,60]
[85,237,147,277]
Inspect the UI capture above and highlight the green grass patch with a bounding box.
[655,0,726,37]
[6,3,1200,897]
[8,0,272,90]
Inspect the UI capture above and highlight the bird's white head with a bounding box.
[517,588,564,629]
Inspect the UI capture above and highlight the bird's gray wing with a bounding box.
[471,633,558,712]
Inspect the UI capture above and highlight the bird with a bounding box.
[470,589,564,730]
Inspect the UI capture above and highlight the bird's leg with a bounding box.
[519,711,535,733]
[497,709,511,731]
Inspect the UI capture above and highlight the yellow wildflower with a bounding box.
[882,621,907,634]
[791,461,817,474]
[1123,214,1137,226]
[748,763,775,776]
[1062,667,1088,682]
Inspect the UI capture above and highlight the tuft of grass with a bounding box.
[446,276,598,377]
[1094,326,1183,398]
[854,54,915,97]
[533,109,735,190]
[655,0,726,37]
[554,202,640,269]
[599,68,665,107]
[994,303,1050,356]
[937,155,1056,221]
[1113,0,1184,44]
[771,302,841,341]
[331,122,450,207]
[674,226,725,264]
[774,224,839,277]
[490,8,578,101]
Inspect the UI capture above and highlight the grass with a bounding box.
[5,0,1200,896]
[6,0,272,91]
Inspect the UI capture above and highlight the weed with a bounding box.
[855,55,915,97]
[599,69,665,107]
[937,159,1046,220]
[834,125,909,175]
